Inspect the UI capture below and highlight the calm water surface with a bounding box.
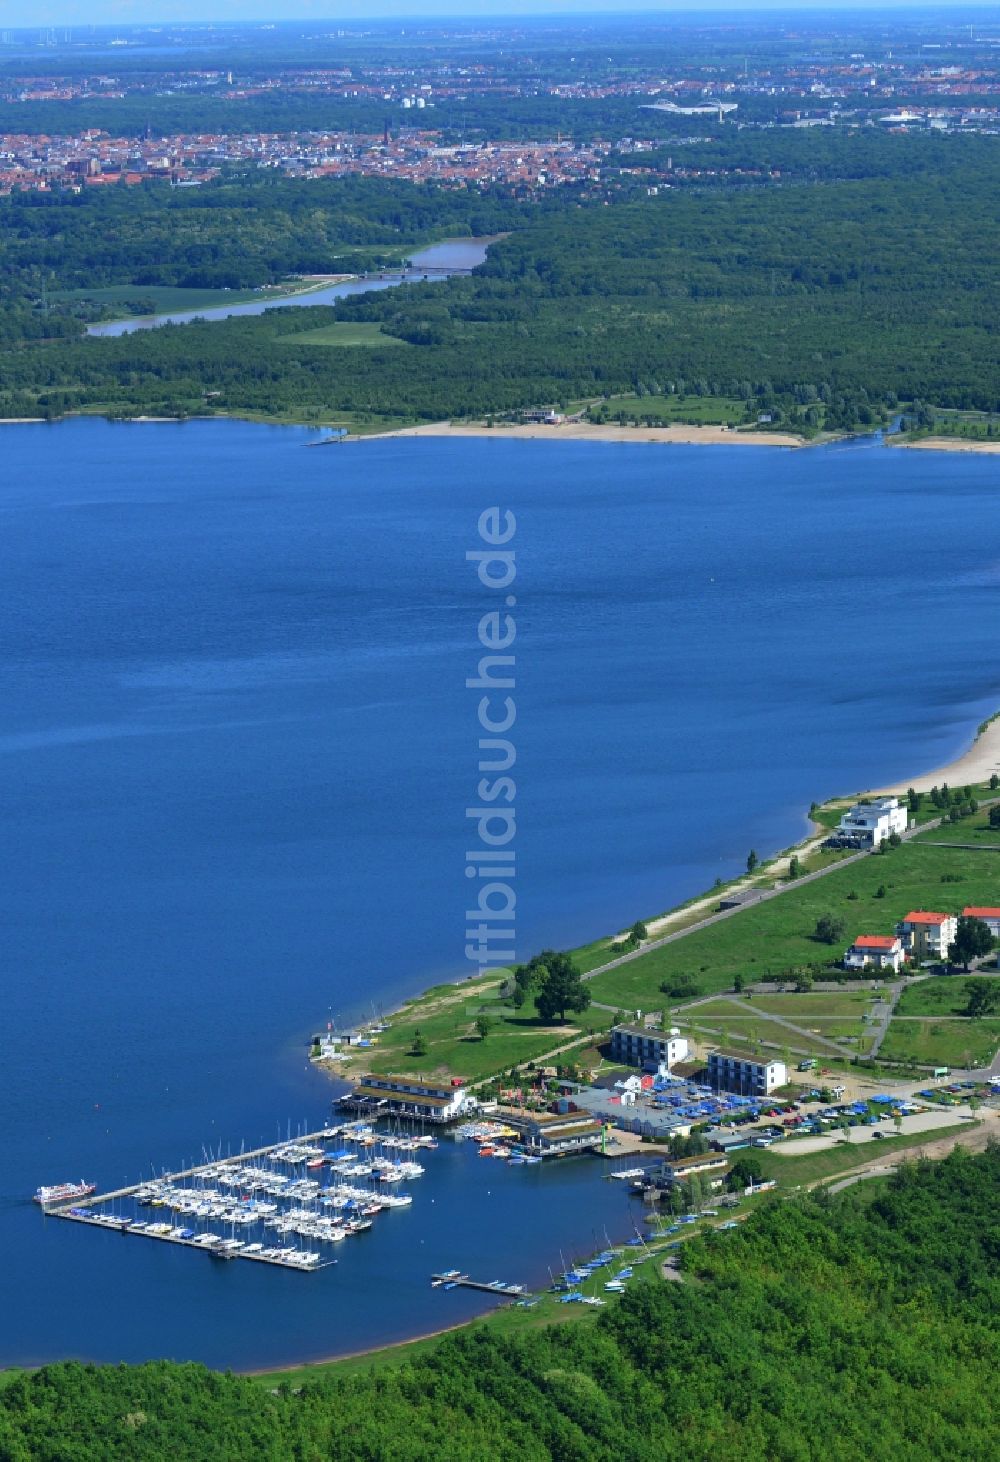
[87,236,495,336]
[1,420,997,1369]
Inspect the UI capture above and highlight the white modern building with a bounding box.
[611,1024,689,1070]
[834,796,908,847]
[707,1050,787,1097]
[346,1077,477,1123]
[843,934,906,973]
[896,911,958,961]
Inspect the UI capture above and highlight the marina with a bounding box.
[42,1123,426,1274]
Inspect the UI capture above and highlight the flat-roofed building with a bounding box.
[834,796,908,848]
[610,1024,689,1070]
[707,1050,787,1097]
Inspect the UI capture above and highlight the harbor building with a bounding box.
[896,911,958,961]
[832,796,908,848]
[707,1050,787,1097]
[345,1077,477,1123]
[507,1109,604,1158]
[843,934,906,973]
[610,1024,689,1070]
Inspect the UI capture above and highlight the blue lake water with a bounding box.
[1,418,997,1370]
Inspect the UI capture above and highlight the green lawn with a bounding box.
[896,975,995,1017]
[335,976,611,1084]
[878,1018,1000,1068]
[278,322,408,348]
[586,843,998,1012]
[914,818,1000,847]
[592,393,747,426]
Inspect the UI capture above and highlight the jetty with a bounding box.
[41,1124,403,1273]
[431,1272,527,1297]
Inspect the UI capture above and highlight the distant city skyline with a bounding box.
[7,2,1000,34]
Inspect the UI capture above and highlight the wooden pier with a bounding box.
[431,1273,527,1297]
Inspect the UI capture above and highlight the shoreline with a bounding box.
[359,419,806,448]
[3,414,999,459]
[888,436,1000,456]
[869,713,1000,795]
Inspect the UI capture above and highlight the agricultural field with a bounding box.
[586,843,997,1012]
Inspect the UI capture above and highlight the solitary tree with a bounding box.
[535,952,591,1023]
[746,849,759,874]
[989,805,1000,829]
[814,913,846,945]
[475,1014,492,1042]
[734,972,745,994]
[788,854,801,879]
[410,1029,428,1057]
[964,976,1000,1019]
[949,917,994,972]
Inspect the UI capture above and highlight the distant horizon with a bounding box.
[6,2,1000,37]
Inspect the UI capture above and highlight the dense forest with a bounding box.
[0,1146,997,1460]
[2,136,998,433]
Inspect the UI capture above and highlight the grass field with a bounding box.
[878,1018,1000,1068]
[279,322,408,348]
[586,844,999,1012]
[332,975,611,1084]
[914,818,1000,847]
[895,976,991,1017]
[55,282,307,314]
[592,393,747,426]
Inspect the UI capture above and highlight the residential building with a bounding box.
[611,1024,689,1070]
[834,796,908,847]
[896,911,958,960]
[843,934,906,973]
[344,1077,476,1123]
[507,1109,604,1158]
[963,907,1000,938]
[707,1050,787,1096]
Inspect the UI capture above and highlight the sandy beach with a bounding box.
[889,437,1000,455]
[366,420,804,448]
[872,715,1000,795]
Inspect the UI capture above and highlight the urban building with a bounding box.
[896,911,958,961]
[610,1024,689,1070]
[833,796,908,847]
[962,906,1000,939]
[707,1050,787,1096]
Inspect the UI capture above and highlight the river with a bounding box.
[86,236,497,337]
[0,420,997,1370]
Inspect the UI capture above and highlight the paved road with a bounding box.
[580,807,984,989]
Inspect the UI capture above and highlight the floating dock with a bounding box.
[431,1272,527,1297]
[42,1124,398,1273]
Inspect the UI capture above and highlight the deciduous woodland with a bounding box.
[1,1147,996,1460]
[2,134,998,434]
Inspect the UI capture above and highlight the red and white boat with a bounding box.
[34,1180,96,1206]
